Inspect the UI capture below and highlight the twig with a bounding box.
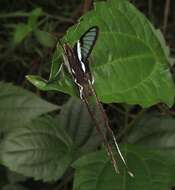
[0,11,74,23]
[163,0,171,34]
[124,108,130,130]
[44,13,74,23]
[83,0,93,13]
[109,104,135,119]
[0,11,29,18]
[118,108,147,141]
[54,170,74,190]
[148,0,153,21]
[157,104,175,117]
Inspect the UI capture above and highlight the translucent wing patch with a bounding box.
[76,26,99,63]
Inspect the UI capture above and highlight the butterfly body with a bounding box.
[63,43,93,99]
[62,26,99,99]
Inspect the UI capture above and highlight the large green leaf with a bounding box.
[127,112,175,149]
[59,97,104,153]
[73,145,175,190]
[27,0,175,107]
[1,116,74,181]
[0,82,58,130]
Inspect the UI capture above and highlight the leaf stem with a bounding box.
[0,11,73,23]
[83,0,93,13]
[118,108,147,142]
[54,169,74,190]
[163,0,171,34]
[0,11,29,18]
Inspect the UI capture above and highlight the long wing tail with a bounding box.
[82,95,120,174]
[85,82,134,177]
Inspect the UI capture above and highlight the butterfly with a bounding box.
[60,26,133,177]
[62,26,98,99]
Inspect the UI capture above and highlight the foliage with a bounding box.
[0,84,103,182]
[1,116,74,181]
[27,0,175,107]
[127,111,175,149]
[0,82,58,131]
[73,145,175,190]
[0,0,175,190]
[13,8,55,47]
[58,97,103,152]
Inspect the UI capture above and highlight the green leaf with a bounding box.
[0,82,58,130]
[127,112,175,149]
[26,72,76,96]
[59,97,103,153]
[35,29,56,47]
[13,8,43,44]
[73,145,175,190]
[13,23,32,44]
[49,43,64,80]
[28,8,43,28]
[1,116,74,181]
[50,0,175,107]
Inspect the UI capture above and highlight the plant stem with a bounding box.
[163,0,171,34]
[148,0,153,21]
[0,11,73,23]
[0,11,29,18]
[83,0,93,13]
[118,108,147,142]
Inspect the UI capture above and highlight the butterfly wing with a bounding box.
[75,26,99,64]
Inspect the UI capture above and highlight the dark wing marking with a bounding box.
[75,26,99,64]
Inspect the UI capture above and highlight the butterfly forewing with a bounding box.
[76,26,99,64]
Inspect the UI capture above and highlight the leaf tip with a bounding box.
[25,75,48,90]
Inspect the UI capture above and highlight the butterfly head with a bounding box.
[63,44,73,58]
